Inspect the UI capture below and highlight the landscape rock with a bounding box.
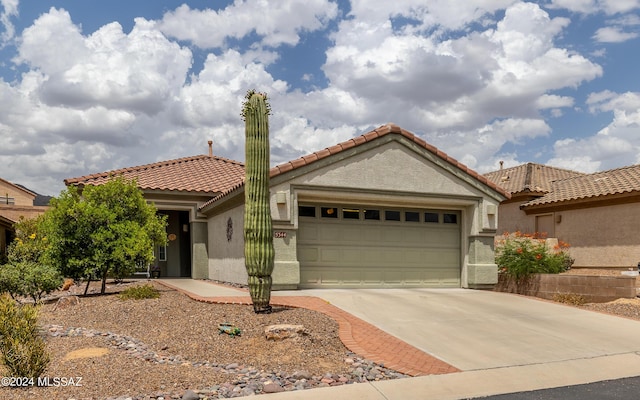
[53,295,80,310]
[181,389,199,400]
[262,382,284,393]
[291,370,312,380]
[264,324,308,340]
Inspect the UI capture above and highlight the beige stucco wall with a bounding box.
[498,201,640,269]
[0,180,35,207]
[0,205,48,223]
[206,136,506,289]
[496,201,536,234]
[208,205,247,284]
[554,203,640,268]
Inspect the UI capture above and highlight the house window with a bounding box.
[1,197,15,205]
[405,211,420,222]
[443,213,458,224]
[158,245,167,261]
[364,209,380,220]
[299,206,316,218]
[424,212,439,223]
[321,207,338,218]
[385,210,401,221]
[342,208,360,219]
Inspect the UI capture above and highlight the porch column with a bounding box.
[191,221,209,279]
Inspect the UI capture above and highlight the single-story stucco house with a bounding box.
[0,177,50,262]
[485,162,640,269]
[66,124,510,289]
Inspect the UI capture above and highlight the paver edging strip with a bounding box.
[158,280,459,377]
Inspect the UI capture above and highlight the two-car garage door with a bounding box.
[297,204,461,288]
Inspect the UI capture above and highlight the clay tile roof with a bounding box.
[65,155,245,195]
[201,123,510,209]
[484,163,585,195]
[522,164,640,207]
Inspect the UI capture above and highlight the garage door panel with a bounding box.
[342,248,362,263]
[298,205,461,288]
[298,247,318,262]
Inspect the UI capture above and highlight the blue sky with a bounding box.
[0,0,639,195]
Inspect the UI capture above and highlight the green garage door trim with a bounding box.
[298,205,461,288]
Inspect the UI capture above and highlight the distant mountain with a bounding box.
[15,184,53,206]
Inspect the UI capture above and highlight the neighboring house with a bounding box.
[485,163,640,269]
[66,124,510,289]
[0,177,49,262]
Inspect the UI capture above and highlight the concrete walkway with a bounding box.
[159,279,640,399]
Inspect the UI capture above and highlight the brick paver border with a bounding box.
[159,280,460,376]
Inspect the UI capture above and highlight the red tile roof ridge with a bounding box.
[522,163,640,207]
[65,154,244,185]
[200,123,511,210]
[488,162,584,176]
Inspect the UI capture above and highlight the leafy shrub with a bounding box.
[495,231,573,283]
[0,295,50,378]
[118,284,160,300]
[0,262,63,303]
[7,216,48,265]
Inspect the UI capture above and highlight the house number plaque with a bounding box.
[274,231,287,238]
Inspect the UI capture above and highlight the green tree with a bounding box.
[43,176,167,294]
[242,90,275,314]
[0,215,63,303]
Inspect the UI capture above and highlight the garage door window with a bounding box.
[321,207,338,218]
[342,208,360,219]
[299,205,460,225]
[424,212,439,223]
[364,209,380,220]
[405,211,420,222]
[385,210,401,221]
[443,213,458,224]
[299,206,316,218]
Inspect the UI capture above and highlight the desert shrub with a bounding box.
[7,216,48,265]
[118,284,160,300]
[0,295,50,378]
[496,231,573,283]
[0,262,63,303]
[553,293,586,306]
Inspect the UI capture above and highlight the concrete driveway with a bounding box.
[275,288,640,371]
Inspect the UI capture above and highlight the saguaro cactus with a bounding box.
[242,90,275,314]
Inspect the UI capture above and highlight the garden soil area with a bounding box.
[0,281,400,400]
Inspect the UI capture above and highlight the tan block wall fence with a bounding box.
[496,273,636,303]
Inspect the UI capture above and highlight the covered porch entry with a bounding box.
[154,210,191,277]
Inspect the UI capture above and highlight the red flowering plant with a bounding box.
[495,231,573,284]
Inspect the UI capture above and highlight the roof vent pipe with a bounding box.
[208,140,213,157]
[499,160,504,170]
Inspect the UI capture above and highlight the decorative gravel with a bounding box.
[0,281,407,400]
[3,271,639,399]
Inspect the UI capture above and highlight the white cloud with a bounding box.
[549,91,640,171]
[347,0,518,31]
[536,94,575,109]
[157,0,338,49]
[548,0,640,15]
[593,26,639,42]
[0,1,619,196]
[0,0,18,46]
[16,10,193,115]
